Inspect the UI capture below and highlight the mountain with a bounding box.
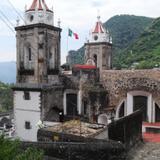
[0,62,16,83]
[105,15,153,50]
[66,15,154,67]
[67,47,84,66]
[116,17,160,69]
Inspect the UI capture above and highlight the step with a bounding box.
[146,127,160,134]
[143,133,160,143]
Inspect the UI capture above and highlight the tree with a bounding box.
[0,136,44,160]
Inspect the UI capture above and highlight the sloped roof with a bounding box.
[27,0,52,12]
[93,21,105,33]
[74,64,96,69]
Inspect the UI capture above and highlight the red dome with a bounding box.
[27,0,53,12]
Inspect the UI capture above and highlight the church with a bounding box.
[13,0,160,141]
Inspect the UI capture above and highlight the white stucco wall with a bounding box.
[14,91,41,141]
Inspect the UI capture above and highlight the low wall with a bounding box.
[21,140,125,160]
[108,110,143,149]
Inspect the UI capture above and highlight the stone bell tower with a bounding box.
[85,15,112,71]
[16,0,61,84]
[14,0,62,142]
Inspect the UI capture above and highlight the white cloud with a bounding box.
[0,0,160,63]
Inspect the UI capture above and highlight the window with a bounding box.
[93,54,97,66]
[23,91,30,100]
[28,47,32,61]
[25,121,31,129]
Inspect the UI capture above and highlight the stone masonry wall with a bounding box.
[101,69,160,108]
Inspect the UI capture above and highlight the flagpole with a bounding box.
[67,27,69,55]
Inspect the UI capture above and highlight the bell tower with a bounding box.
[16,0,61,84]
[85,15,112,71]
[14,0,62,142]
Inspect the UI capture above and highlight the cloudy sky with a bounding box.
[0,0,160,63]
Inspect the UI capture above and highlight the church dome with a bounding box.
[25,0,54,25]
[89,16,112,43]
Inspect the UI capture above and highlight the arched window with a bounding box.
[119,102,125,118]
[28,47,32,61]
[48,46,55,69]
[155,103,160,122]
[24,43,32,61]
[93,54,97,66]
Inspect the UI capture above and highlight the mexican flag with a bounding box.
[68,28,79,40]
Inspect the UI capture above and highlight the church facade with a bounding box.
[13,0,160,142]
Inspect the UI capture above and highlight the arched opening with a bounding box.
[24,43,34,70]
[48,46,55,69]
[119,102,125,118]
[127,91,152,122]
[24,44,32,61]
[133,96,148,121]
[155,103,160,122]
[93,54,97,67]
[28,47,32,61]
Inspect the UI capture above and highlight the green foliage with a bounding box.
[117,17,160,69]
[15,148,44,160]
[105,15,153,50]
[67,47,85,66]
[105,15,154,69]
[0,136,20,160]
[0,82,13,112]
[0,136,44,160]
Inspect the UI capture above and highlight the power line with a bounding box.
[0,14,15,34]
[6,0,25,23]
[0,9,15,28]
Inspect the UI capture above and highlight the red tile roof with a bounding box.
[74,64,96,69]
[27,0,52,12]
[93,22,104,33]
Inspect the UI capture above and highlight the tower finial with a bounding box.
[16,17,20,26]
[58,18,61,27]
[97,10,100,21]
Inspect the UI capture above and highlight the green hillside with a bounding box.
[67,15,153,68]
[67,47,84,66]
[0,82,13,112]
[116,17,160,69]
[105,15,153,50]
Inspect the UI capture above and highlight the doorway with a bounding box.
[119,102,125,118]
[155,103,160,122]
[66,94,78,117]
[133,96,148,121]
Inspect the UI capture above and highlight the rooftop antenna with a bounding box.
[97,9,101,21]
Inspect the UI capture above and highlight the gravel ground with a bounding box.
[127,142,160,160]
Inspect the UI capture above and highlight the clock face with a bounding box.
[94,35,98,41]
